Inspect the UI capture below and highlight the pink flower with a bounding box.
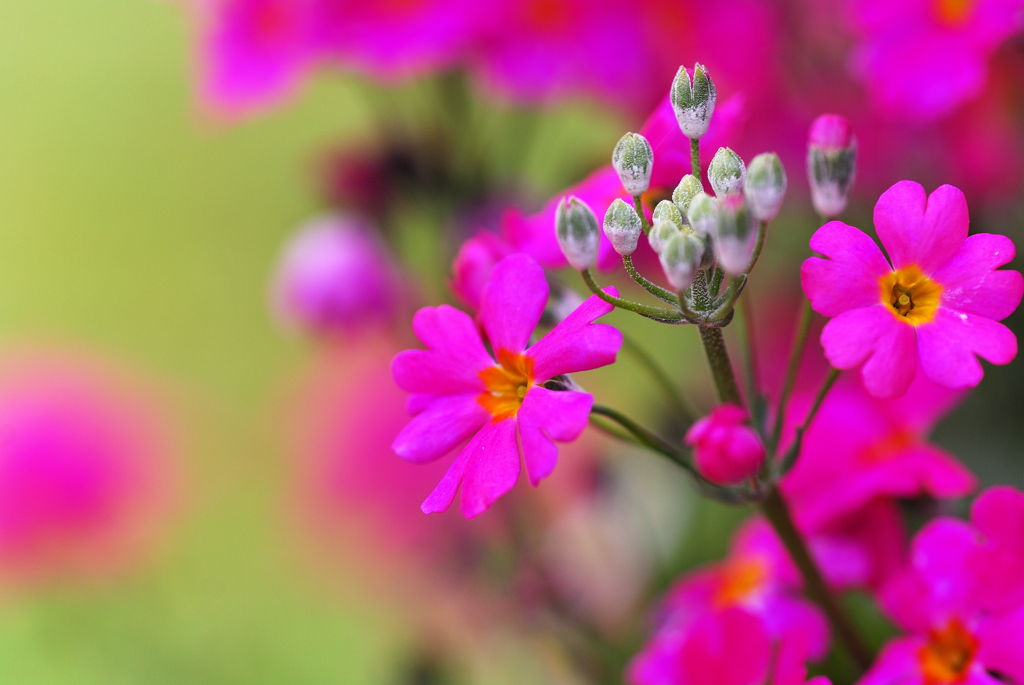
[685,404,766,486]
[862,496,1024,685]
[391,253,621,518]
[0,350,177,582]
[449,230,514,310]
[802,180,1023,398]
[782,369,975,531]
[627,519,829,685]
[968,485,1024,612]
[271,215,402,337]
[849,0,1024,120]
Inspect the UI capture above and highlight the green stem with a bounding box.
[632,195,651,234]
[691,271,743,406]
[760,487,874,672]
[581,269,684,322]
[623,255,679,305]
[770,299,813,451]
[622,334,697,421]
[778,368,839,474]
[590,405,693,474]
[745,220,768,273]
[736,297,760,417]
[690,137,701,179]
[708,275,747,322]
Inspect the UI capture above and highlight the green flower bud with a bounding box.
[603,198,643,256]
[686,191,719,237]
[611,132,654,196]
[670,63,717,139]
[712,195,757,275]
[652,199,684,231]
[744,153,787,222]
[708,147,746,197]
[648,218,680,255]
[555,196,600,270]
[672,174,704,218]
[659,232,704,291]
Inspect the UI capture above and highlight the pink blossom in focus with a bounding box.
[685,404,765,486]
[802,180,1023,398]
[848,0,1024,120]
[391,254,621,518]
[782,369,975,531]
[271,214,402,337]
[0,350,176,583]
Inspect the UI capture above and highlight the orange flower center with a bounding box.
[478,350,534,422]
[858,429,917,464]
[714,557,768,607]
[879,265,943,325]
[935,0,974,25]
[918,618,979,685]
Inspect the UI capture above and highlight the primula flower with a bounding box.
[862,497,1024,685]
[782,369,976,531]
[685,404,766,486]
[802,180,1023,398]
[391,254,621,518]
[967,485,1024,612]
[849,0,1024,120]
[449,230,514,310]
[627,519,829,685]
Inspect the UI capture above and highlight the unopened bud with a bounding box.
[670,63,717,139]
[659,232,704,291]
[744,153,787,222]
[686,192,719,237]
[712,195,757,275]
[708,147,746,197]
[648,218,680,255]
[603,199,643,256]
[611,132,654,196]
[652,200,684,231]
[807,114,857,219]
[672,174,704,217]
[555,196,600,270]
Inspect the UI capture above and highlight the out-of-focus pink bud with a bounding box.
[271,215,401,336]
[685,404,765,485]
[808,114,855,152]
[807,114,857,219]
[449,232,512,310]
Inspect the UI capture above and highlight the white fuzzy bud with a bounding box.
[686,191,719,237]
[670,63,717,139]
[713,195,757,275]
[611,132,654,196]
[659,232,704,291]
[744,153,787,222]
[807,114,857,219]
[672,174,704,218]
[648,218,680,255]
[652,200,684,231]
[603,198,643,256]
[555,196,600,270]
[708,147,746,197]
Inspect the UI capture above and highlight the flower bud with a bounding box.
[708,147,746,197]
[670,63,717,139]
[743,153,787,222]
[659,232,704,292]
[648,218,680,255]
[611,132,654,196]
[712,195,757,275]
[807,114,857,219]
[555,196,600,270]
[652,199,684,231]
[686,192,719,237]
[672,174,704,218]
[603,198,643,256]
[685,404,765,486]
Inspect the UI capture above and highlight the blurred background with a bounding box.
[0,0,1022,683]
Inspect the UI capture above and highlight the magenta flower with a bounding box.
[782,369,975,531]
[685,404,766,486]
[627,518,829,685]
[271,215,402,337]
[968,485,1024,612]
[802,180,1023,398]
[391,254,621,518]
[862,495,1024,685]
[449,230,513,310]
[849,0,1024,120]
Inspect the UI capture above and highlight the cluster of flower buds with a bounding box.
[670,63,717,139]
[807,114,857,218]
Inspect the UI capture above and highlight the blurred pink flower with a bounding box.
[685,404,765,486]
[449,230,514,310]
[848,0,1024,120]
[967,485,1024,612]
[0,349,177,583]
[802,180,1022,398]
[271,214,403,337]
[391,254,621,518]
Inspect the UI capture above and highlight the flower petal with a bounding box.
[392,392,489,465]
[977,605,1024,685]
[392,305,493,394]
[856,637,923,685]
[803,221,892,317]
[874,181,968,273]
[820,306,917,398]
[931,233,1016,286]
[940,269,1024,321]
[680,609,771,685]
[917,309,1018,389]
[459,418,520,518]
[527,289,622,381]
[478,253,548,355]
[517,387,593,486]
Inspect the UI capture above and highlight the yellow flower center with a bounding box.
[478,350,534,421]
[714,557,768,607]
[918,618,978,685]
[879,265,943,325]
[935,0,974,25]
